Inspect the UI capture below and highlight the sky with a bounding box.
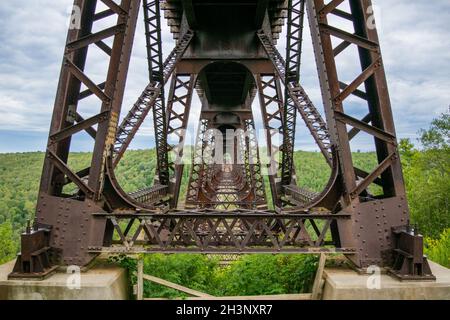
[0,0,449,153]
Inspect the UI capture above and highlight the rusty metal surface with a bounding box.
[113,30,194,168]
[89,210,354,254]
[13,0,432,281]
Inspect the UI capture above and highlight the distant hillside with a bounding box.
[0,149,378,229]
[0,146,448,267]
[1,114,448,268]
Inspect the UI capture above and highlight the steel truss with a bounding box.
[11,0,144,274]
[258,30,332,164]
[244,119,267,207]
[11,0,434,281]
[281,0,305,187]
[185,119,210,207]
[306,0,406,203]
[259,25,390,202]
[166,74,196,207]
[90,210,355,254]
[303,0,432,276]
[113,30,194,169]
[185,118,266,210]
[256,74,285,207]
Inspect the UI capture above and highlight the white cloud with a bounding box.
[0,0,448,152]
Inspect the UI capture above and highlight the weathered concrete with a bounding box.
[322,261,450,300]
[0,259,129,300]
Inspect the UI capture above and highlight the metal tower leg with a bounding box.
[11,0,142,277]
[166,74,196,208]
[305,0,434,278]
[244,119,267,208]
[256,74,284,208]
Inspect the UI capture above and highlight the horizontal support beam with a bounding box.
[47,150,94,197]
[348,113,372,140]
[319,0,345,17]
[65,59,111,103]
[334,59,380,103]
[331,8,353,21]
[319,24,379,51]
[79,82,106,100]
[354,167,383,187]
[101,0,127,16]
[89,247,356,254]
[339,81,367,100]
[66,24,125,52]
[93,212,351,219]
[49,111,109,143]
[334,111,397,144]
[333,40,351,57]
[94,8,115,21]
[351,153,396,197]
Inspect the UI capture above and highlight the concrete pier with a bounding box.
[322,261,450,300]
[1,258,449,300]
[0,259,129,300]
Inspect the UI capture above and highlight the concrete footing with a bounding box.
[0,259,129,300]
[1,257,449,300]
[322,261,450,300]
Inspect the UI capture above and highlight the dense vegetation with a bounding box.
[113,254,319,299]
[0,114,448,295]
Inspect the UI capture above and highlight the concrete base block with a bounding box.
[0,259,129,300]
[322,261,450,300]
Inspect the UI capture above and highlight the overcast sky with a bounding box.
[0,0,448,153]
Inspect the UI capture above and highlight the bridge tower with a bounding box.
[10,0,434,281]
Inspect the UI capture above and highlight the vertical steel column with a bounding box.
[244,119,267,208]
[15,0,142,274]
[88,0,142,198]
[143,0,165,84]
[306,0,412,267]
[256,74,284,208]
[144,0,169,186]
[166,74,196,207]
[39,0,97,197]
[185,119,209,207]
[281,0,305,186]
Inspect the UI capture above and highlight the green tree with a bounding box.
[425,228,450,268]
[401,114,450,238]
[0,222,17,264]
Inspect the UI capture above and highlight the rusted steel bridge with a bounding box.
[10,0,434,281]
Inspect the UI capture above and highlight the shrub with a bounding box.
[113,254,318,299]
[425,229,450,268]
[0,222,17,264]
